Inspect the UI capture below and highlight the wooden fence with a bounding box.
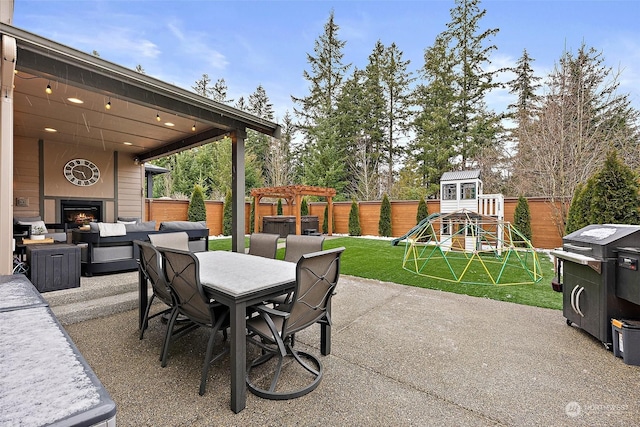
[145,197,563,249]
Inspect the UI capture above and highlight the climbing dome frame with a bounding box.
[398,209,543,286]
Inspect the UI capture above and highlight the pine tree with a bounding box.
[378,194,392,237]
[187,184,207,222]
[348,200,361,236]
[300,197,309,216]
[222,190,233,236]
[277,199,283,215]
[513,196,532,244]
[588,150,640,225]
[416,196,429,224]
[292,10,351,195]
[442,0,502,168]
[411,34,457,193]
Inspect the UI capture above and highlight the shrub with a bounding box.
[277,198,283,215]
[300,197,309,216]
[513,196,532,244]
[187,184,207,222]
[348,200,361,236]
[565,182,591,234]
[322,205,329,234]
[378,194,392,237]
[249,198,255,233]
[416,196,429,224]
[222,190,232,236]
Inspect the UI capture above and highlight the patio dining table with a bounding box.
[138,250,333,413]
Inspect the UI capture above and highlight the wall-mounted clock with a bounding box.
[64,158,101,186]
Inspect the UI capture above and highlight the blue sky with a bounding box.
[12,0,640,122]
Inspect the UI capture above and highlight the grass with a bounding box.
[209,236,562,310]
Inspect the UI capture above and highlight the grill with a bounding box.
[551,224,640,348]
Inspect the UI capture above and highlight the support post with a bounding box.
[231,129,246,253]
[0,35,16,274]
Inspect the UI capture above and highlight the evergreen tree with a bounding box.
[348,200,361,236]
[211,78,233,104]
[222,190,232,236]
[249,198,255,233]
[442,0,503,168]
[378,42,414,195]
[187,184,207,222]
[416,196,429,224]
[565,182,591,234]
[322,204,329,234]
[192,74,212,97]
[513,196,532,244]
[411,34,457,193]
[300,197,309,216]
[378,194,392,237]
[292,10,351,196]
[588,150,640,225]
[277,199,283,215]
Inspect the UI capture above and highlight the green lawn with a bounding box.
[209,236,561,310]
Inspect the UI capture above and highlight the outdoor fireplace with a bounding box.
[60,200,103,228]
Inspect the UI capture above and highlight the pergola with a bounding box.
[250,185,336,236]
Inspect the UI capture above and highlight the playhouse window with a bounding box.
[461,183,476,199]
[443,184,457,200]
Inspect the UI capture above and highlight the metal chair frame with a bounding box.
[246,247,344,400]
[159,247,230,395]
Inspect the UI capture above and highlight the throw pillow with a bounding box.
[18,220,48,235]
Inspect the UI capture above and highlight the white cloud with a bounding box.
[166,21,228,71]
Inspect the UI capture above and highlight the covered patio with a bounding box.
[0,7,280,274]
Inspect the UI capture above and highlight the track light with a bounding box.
[105,98,111,110]
[192,123,196,132]
[156,112,161,122]
[45,82,52,95]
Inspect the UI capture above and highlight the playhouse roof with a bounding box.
[440,170,481,182]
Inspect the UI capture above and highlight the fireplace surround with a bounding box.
[60,200,103,229]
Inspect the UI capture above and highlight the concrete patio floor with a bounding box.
[61,274,640,426]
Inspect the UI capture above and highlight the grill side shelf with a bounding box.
[550,249,602,274]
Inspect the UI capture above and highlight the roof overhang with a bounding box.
[1,23,281,162]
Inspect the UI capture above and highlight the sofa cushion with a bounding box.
[117,217,141,223]
[159,221,206,231]
[124,221,156,232]
[18,220,48,235]
[14,216,42,225]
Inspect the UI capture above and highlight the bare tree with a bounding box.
[347,135,380,201]
[515,44,639,235]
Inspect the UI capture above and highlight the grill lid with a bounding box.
[563,224,640,259]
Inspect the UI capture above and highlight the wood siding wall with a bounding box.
[145,197,564,249]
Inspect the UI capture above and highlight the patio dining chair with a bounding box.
[159,247,230,396]
[283,234,325,263]
[135,240,175,341]
[149,231,190,251]
[248,233,280,258]
[246,246,345,400]
[271,234,326,306]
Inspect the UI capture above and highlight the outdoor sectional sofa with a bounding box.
[71,220,209,276]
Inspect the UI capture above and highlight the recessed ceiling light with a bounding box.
[164,122,175,127]
[44,127,57,132]
[123,141,132,146]
[67,97,84,104]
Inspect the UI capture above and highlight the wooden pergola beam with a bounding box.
[250,185,336,236]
